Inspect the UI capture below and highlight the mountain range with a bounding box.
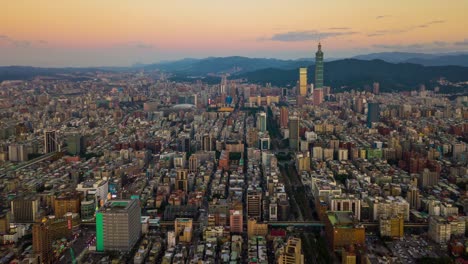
[1,52,468,92]
[353,52,468,66]
[237,59,468,91]
[140,56,313,75]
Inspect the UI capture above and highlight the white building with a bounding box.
[429,216,451,244]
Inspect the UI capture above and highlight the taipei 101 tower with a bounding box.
[315,43,324,88]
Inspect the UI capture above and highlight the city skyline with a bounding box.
[1,0,468,67]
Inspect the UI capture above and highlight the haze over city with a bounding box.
[1,1,468,264]
[2,0,468,66]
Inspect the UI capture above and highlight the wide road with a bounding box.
[59,227,95,264]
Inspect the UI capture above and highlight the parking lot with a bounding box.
[386,235,441,263]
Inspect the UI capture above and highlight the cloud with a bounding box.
[328,27,351,30]
[264,30,357,42]
[369,20,446,37]
[368,29,407,37]
[454,39,468,46]
[372,40,456,51]
[376,15,391,19]
[135,43,153,49]
[373,43,425,50]
[0,35,32,47]
[112,42,155,50]
[418,20,446,28]
[12,40,31,47]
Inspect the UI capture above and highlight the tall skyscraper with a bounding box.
[229,210,243,233]
[96,200,141,252]
[54,192,81,218]
[315,43,324,89]
[66,133,82,155]
[33,214,78,263]
[280,107,289,128]
[277,237,305,264]
[11,196,39,223]
[367,102,380,128]
[8,144,28,162]
[44,130,58,153]
[257,112,267,132]
[176,169,189,192]
[406,187,421,209]
[247,191,262,220]
[313,88,324,105]
[174,218,193,243]
[289,116,300,151]
[299,67,308,96]
[220,75,227,94]
[373,82,380,94]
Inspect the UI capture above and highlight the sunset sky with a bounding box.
[1,0,468,67]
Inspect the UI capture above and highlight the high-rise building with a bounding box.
[280,107,289,128]
[289,116,300,151]
[188,155,198,172]
[257,112,267,132]
[11,197,40,223]
[315,43,324,88]
[229,210,243,233]
[313,88,324,105]
[247,128,259,147]
[174,218,193,243]
[44,130,58,153]
[379,215,404,238]
[373,82,380,94]
[354,97,364,113]
[296,95,306,107]
[54,193,81,218]
[429,216,451,244]
[203,134,216,151]
[220,75,227,94]
[8,143,29,162]
[330,195,361,220]
[33,213,79,264]
[66,133,82,155]
[80,199,95,222]
[76,179,109,208]
[96,200,141,252]
[299,67,308,96]
[277,237,304,264]
[247,218,268,238]
[368,196,410,221]
[325,211,365,251]
[367,102,380,128]
[0,213,10,234]
[247,191,262,220]
[176,169,189,192]
[406,187,421,210]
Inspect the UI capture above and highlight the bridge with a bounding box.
[156,220,428,228]
[0,149,66,177]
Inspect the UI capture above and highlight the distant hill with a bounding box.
[0,66,106,82]
[236,59,468,91]
[2,56,468,93]
[353,52,468,66]
[143,56,313,75]
[353,52,440,63]
[404,54,468,67]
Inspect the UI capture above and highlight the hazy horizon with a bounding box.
[2,0,468,67]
